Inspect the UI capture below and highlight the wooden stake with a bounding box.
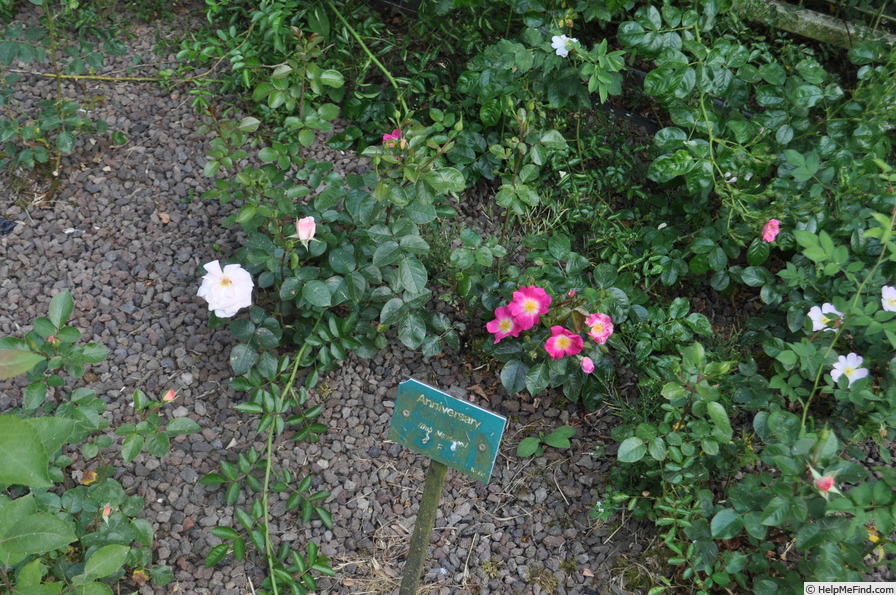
[399,460,448,595]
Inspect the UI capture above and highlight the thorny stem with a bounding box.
[326,0,410,117]
[800,204,896,430]
[0,567,12,593]
[41,2,65,174]
[261,316,321,595]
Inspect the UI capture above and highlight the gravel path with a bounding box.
[0,5,651,595]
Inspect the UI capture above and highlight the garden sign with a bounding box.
[389,379,506,594]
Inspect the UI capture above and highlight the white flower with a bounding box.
[197,260,253,318]
[807,302,842,332]
[551,34,577,58]
[882,286,896,312]
[831,353,869,387]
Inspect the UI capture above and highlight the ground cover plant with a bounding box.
[2,0,896,592]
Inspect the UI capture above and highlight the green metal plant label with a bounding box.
[389,379,506,483]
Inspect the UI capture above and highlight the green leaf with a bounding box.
[56,131,75,154]
[84,544,129,580]
[166,418,201,435]
[0,349,45,380]
[500,360,528,395]
[746,238,770,266]
[707,402,733,441]
[25,417,73,458]
[544,426,574,448]
[303,280,332,307]
[760,496,791,527]
[0,415,52,487]
[229,344,259,376]
[398,257,427,294]
[205,543,229,568]
[397,313,426,349]
[516,437,541,457]
[373,241,401,267]
[648,150,693,182]
[711,509,743,539]
[0,512,77,567]
[525,363,550,396]
[617,437,646,463]
[424,167,465,194]
[47,290,74,327]
[120,434,144,463]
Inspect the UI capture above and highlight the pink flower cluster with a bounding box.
[486,285,614,368]
[383,129,402,148]
[761,219,780,242]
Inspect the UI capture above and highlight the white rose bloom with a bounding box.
[551,34,577,58]
[197,260,253,318]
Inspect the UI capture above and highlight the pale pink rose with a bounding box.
[162,389,176,402]
[585,313,614,344]
[581,357,594,374]
[761,219,780,242]
[882,285,896,312]
[295,216,316,246]
[807,303,842,332]
[551,34,577,58]
[830,352,869,387]
[197,260,253,318]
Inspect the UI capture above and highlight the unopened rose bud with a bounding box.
[162,389,176,402]
[814,476,835,493]
[102,505,112,521]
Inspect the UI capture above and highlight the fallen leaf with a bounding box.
[132,569,149,586]
[582,568,594,577]
[158,212,170,224]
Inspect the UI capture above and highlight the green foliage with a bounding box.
[0,2,126,174]
[0,291,175,592]
[517,425,575,458]
[181,0,896,591]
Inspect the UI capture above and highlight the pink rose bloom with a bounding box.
[295,216,316,246]
[581,357,594,374]
[814,476,835,493]
[567,289,576,298]
[383,129,401,147]
[486,305,519,344]
[162,389,176,402]
[507,286,552,330]
[585,313,613,344]
[761,219,780,242]
[544,326,584,360]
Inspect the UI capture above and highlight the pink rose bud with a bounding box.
[102,505,112,521]
[581,357,594,374]
[567,290,576,298]
[295,216,316,246]
[761,219,780,243]
[162,389,176,402]
[814,476,835,493]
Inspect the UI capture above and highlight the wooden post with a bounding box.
[399,460,448,595]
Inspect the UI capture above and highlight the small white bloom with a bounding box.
[197,260,253,318]
[882,286,896,312]
[831,353,869,387]
[551,34,577,58]
[807,302,842,332]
